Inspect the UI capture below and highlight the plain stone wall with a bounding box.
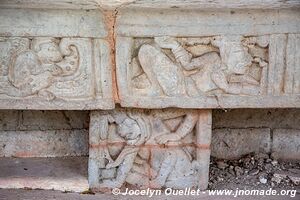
[212,109,300,160]
[0,109,299,160]
[0,111,89,157]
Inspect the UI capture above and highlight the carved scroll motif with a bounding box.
[0,37,93,100]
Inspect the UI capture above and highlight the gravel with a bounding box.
[208,153,300,192]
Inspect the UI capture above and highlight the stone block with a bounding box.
[213,109,300,129]
[0,9,113,110]
[0,110,18,130]
[116,9,300,109]
[0,130,88,157]
[89,109,212,190]
[272,129,300,160]
[19,111,89,130]
[0,157,88,192]
[211,128,271,159]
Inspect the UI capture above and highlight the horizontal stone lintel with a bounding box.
[119,96,300,109]
[0,0,299,10]
[0,98,115,110]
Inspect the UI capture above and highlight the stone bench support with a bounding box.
[89,109,212,190]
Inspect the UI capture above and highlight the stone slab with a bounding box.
[0,9,107,38]
[211,128,271,159]
[0,130,88,157]
[116,9,300,109]
[19,110,89,131]
[0,35,113,110]
[212,109,300,129]
[0,0,299,10]
[0,110,18,130]
[0,157,88,192]
[272,129,300,161]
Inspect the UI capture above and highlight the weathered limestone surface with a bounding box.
[272,129,300,160]
[0,157,88,192]
[0,130,88,157]
[1,0,299,9]
[89,109,212,190]
[212,109,300,160]
[116,9,300,108]
[211,128,271,160]
[213,109,300,129]
[0,110,89,157]
[0,9,113,110]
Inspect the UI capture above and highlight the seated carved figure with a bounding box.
[136,35,268,97]
[99,110,200,189]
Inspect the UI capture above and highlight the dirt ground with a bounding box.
[209,153,300,192]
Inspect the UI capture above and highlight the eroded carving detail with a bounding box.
[0,37,92,100]
[130,35,269,97]
[89,109,211,189]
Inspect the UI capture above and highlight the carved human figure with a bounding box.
[0,37,79,99]
[99,110,200,189]
[136,35,268,97]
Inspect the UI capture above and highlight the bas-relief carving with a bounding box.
[130,35,270,97]
[0,37,95,100]
[90,109,209,189]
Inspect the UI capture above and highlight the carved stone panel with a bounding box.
[0,9,113,109]
[116,9,300,108]
[89,109,212,190]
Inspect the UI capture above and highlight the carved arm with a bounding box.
[155,111,199,144]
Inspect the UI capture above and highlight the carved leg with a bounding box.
[196,110,212,190]
[149,150,177,188]
[138,44,186,96]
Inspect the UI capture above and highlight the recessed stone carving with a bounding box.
[89,109,212,190]
[130,35,269,97]
[117,34,300,108]
[0,37,113,109]
[0,8,113,110]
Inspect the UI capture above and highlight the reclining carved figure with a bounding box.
[135,35,268,97]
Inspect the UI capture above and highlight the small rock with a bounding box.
[287,169,300,186]
[217,177,224,182]
[272,173,285,184]
[264,163,273,172]
[234,166,244,176]
[259,176,268,184]
[266,158,272,163]
[249,169,259,176]
[255,153,269,160]
[271,160,278,166]
[216,161,229,170]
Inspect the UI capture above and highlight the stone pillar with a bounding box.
[88,111,102,189]
[196,110,212,190]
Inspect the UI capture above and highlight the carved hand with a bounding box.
[154,36,179,49]
[106,162,118,169]
[155,133,181,144]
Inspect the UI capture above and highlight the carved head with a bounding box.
[32,38,63,64]
[117,117,142,145]
[217,35,252,74]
